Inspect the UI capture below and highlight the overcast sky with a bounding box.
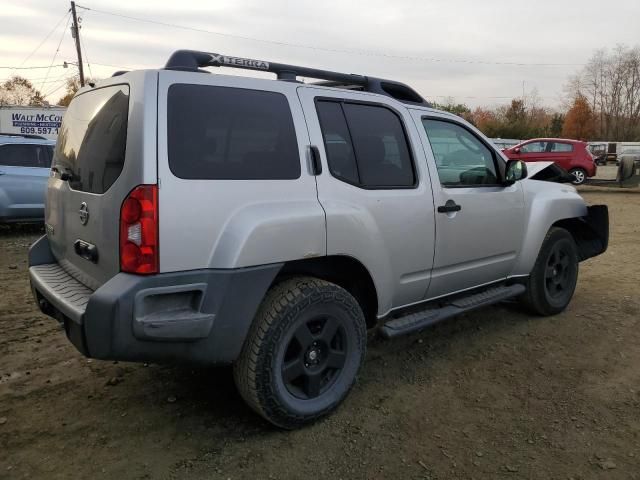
[1,0,639,109]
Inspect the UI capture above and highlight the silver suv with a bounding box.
[0,133,54,223]
[29,50,608,429]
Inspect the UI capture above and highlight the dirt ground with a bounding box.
[1,187,639,480]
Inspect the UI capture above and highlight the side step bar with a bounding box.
[380,284,526,339]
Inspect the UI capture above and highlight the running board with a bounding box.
[380,284,526,339]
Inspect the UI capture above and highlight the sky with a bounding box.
[1,0,639,109]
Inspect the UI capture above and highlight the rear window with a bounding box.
[0,143,52,168]
[316,100,415,188]
[167,84,300,180]
[53,84,129,194]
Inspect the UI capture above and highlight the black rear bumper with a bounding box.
[29,235,281,365]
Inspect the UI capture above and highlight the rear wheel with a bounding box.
[568,167,587,185]
[234,276,366,429]
[521,227,579,316]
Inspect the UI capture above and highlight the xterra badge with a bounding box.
[209,54,269,70]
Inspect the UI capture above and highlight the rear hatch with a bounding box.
[46,72,157,289]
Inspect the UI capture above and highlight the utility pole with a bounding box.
[70,1,85,87]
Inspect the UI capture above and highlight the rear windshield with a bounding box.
[0,143,52,168]
[53,84,129,194]
[167,84,300,180]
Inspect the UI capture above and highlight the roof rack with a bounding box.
[164,49,430,107]
[0,132,47,140]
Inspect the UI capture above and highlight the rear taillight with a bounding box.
[120,184,158,274]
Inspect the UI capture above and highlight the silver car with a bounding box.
[28,50,609,429]
[0,133,55,223]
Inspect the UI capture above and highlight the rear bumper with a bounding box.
[28,235,281,365]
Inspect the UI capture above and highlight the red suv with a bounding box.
[503,138,596,185]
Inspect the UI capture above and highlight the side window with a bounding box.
[0,144,45,167]
[550,142,573,152]
[520,141,547,153]
[315,101,359,184]
[316,100,415,188]
[421,119,499,187]
[167,84,300,180]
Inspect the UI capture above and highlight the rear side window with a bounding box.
[550,142,574,152]
[167,85,300,180]
[316,100,415,188]
[520,141,547,153]
[0,144,51,168]
[54,84,129,194]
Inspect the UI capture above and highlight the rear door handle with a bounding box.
[437,200,461,213]
[0,170,6,175]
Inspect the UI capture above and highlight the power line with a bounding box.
[0,64,67,70]
[40,14,72,92]
[18,11,70,66]
[76,4,585,67]
[43,75,75,98]
[79,28,93,79]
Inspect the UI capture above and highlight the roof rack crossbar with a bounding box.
[164,50,429,106]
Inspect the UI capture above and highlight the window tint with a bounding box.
[0,144,51,168]
[168,85,300,180]
[316,102,359,184]
[550,142,573,152]
[520,141,547,153]
[54,85,129,194]
[422,119,499,187]
[316,100,415,188]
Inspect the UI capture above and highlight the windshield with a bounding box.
[53,84,129,194]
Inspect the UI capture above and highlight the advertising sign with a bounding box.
[0,107,66,140]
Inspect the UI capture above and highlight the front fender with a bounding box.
[510,180,588,277]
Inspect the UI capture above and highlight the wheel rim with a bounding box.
[544,243,573,300]
[281,316,347,400]
[572,170,585,184]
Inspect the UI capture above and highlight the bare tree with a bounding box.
[0,76,47,106]
[568,45,640,141]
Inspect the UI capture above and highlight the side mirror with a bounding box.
[504,159,527,185]
[513,147,521,154]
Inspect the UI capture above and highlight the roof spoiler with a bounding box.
[164,49,430,107]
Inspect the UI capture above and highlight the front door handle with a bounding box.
[437,200,462,213]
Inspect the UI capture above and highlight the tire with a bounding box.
[233,276,366,429]
[521,227,579,316]
[568,167,587,185]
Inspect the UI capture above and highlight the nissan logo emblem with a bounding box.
[79,202,89,225]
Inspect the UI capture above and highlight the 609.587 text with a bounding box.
[20,127,59,135]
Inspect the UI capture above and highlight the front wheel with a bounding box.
[568,167,587,185]
[521,227,579,316]
[234,276,366,429]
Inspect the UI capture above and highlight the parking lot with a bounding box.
[1,185,639,480]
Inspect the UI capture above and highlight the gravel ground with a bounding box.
[0,187,639,480]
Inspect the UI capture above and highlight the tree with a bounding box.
[562,95,596,140]
[0,76,47,106]
[549,113,565,137]
[57,76,98,106]
[566,45,640,140]
[430,100,474,124]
